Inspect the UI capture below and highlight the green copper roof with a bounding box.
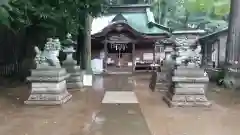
[198,27,228,43]
[121,12,167,34]
[91,5,171,36]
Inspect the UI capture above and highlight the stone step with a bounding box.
[88,104,151,135]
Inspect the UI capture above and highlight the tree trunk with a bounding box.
[76,11,85,67]
[159,1,166,24]
[225,0,240,64]
[76,27,84,66]
[76,26,83,66]
[83,13,93,73]
[224,0,240,89]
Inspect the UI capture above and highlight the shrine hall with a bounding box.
[91,4,171,73]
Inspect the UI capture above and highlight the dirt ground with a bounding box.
[134,74,240,135]
[0,84,102,135]
[0,74,240,135]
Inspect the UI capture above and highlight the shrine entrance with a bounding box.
[103,34,135,74]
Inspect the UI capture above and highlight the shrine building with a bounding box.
[91,4,171,73]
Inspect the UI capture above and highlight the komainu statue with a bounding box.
[34,38,61,68]
[175,45,202,67]
[25,38,72,105]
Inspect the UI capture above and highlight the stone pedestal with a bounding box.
[160,62,174,90]
[62,47,83,89]
[25,68,72,105]
[164,67,211,107]
[153,65,172,91]
[224,68,240,90]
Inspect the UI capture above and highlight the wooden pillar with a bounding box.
[204,42,209,65]
[153,43,156,64]
[132,43,135,73]
[200,42,204,67]
[104,39,108,72]
[217,39,220,68]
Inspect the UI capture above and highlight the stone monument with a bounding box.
[163,34,211,107]
[149,39,175,92]
[156,40,175,91]
[25,38,72,105]
[61,35,83,89]
[62,33,83,90]
[164,66,211,107]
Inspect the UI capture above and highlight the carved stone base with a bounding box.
[163,92,211,107]
[163,67,211,108]
[61,49,84,90]
[65,69,84,90]
[156,72,170,91]
[24,91,72,105]
[149,70,171,91]
[25,68,72,105]
[223,70,240,90]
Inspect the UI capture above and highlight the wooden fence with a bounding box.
[0,63,21,77]
[0,25,22,78]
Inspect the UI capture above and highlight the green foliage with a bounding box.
[184,0,214,13]
[0,0,10,26]
[151,0,230,31]
[213,0,230,17]
[0,0,107,36]
[0,6,10,26]
[152,0,230,18]
[0,0,10,7]
[0,0,107,61]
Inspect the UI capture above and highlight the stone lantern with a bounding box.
[61,46,83,89]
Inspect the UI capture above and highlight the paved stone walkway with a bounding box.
[0,74,240,135]
[88,75,151,135]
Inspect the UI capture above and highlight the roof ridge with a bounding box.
[145,8,172,32]
[198,27,228,42]
[111,13,128,23]
[109,4,151,8]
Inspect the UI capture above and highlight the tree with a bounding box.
[212,0,230,19]
[222,0,240,89]
[225,0,239,65]
[0,0,107,79]
[0,0,11,27]
[73,0,108,71]
[185,0,214,13]
[151,0,230,28]
[0,0,107,53]
[151,0,167,24]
